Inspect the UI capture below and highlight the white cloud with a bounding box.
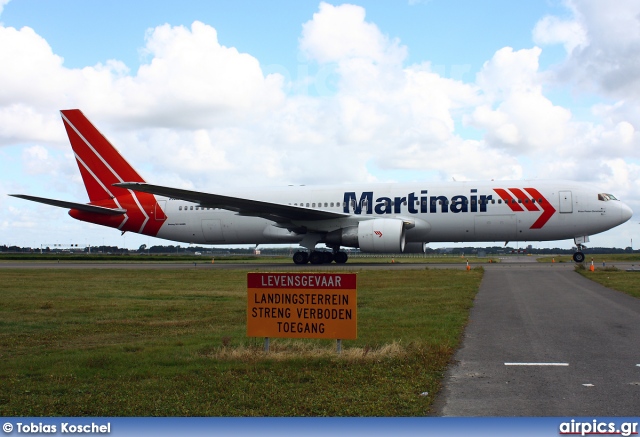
[534,0,640,101]
[0,2,636,191]
[0,0,10,17]
[476,47,543,100]
[470,47,573,154]
[533,15,588,53]
[300,2,406,65]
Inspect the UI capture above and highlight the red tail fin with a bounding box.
[61,110,165,236]
[61,109,146,202]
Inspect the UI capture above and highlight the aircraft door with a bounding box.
[559,191,573,213]
[155,201,167,220]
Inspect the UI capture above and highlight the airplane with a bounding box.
[10,109,633,264]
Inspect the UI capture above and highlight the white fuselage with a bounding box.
[152,180,632,247]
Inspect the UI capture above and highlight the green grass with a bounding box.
[577,268,640,299]
[538,253,640,263]
[0,268,482,416]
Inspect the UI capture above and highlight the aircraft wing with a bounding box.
[114,182,350,222]
[9,194,127,215]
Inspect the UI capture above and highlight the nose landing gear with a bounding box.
[573,238,587,263]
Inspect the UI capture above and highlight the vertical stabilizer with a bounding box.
[60,109,165,235]
[61,109,145,203]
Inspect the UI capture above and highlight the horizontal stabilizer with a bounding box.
[9,194,127,216]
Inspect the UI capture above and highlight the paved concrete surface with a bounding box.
[433,265,640,416]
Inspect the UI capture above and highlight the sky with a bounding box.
[0,0,639,251]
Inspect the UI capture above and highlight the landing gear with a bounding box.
[293,251,309,265]
[309,251,324,264]
[334,251,348,264]
[291,250,349,264]
[573,242,586,263]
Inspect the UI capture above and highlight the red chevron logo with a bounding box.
[493,188,556,229]
[374,230,383,238]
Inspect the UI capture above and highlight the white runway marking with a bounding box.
[504,363,569,366]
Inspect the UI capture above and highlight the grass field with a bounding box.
[577,268,640,299]
[538,253,640,263]
[0,268,482,416]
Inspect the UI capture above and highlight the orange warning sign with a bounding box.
[247,273,357,339]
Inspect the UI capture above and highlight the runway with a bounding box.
[0,256,604,271]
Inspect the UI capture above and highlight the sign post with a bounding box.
[247,273,357,345]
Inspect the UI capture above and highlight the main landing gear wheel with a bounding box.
[322,251,334,264]
[309,251,324,264]
[292,251,309,265]
[293,250,349,264]
[572,252,585,263]
[334,251,348,264]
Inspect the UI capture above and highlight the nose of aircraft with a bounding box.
[620,201,633,223]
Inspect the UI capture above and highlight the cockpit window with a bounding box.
[598,193,619,201]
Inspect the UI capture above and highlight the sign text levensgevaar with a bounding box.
[247,273,357,340]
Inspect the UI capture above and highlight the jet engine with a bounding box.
[403,242,427,253]
[324,218,406,253]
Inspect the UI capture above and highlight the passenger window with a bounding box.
[179,206,182,211]
[498,199,502,204]
[190,206,193,210]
